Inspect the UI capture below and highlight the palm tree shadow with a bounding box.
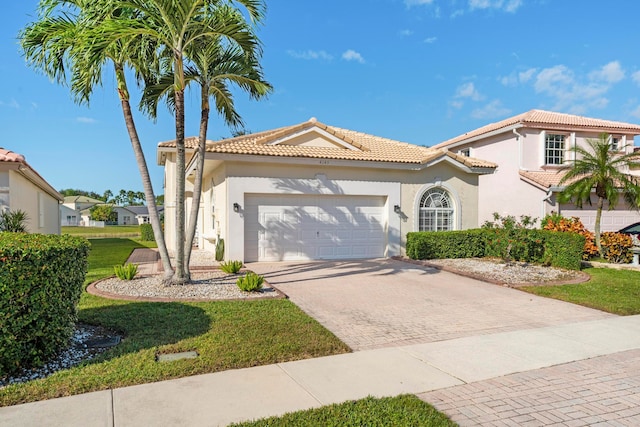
[78,302,211,362]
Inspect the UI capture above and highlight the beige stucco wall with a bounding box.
[7,170,60,234]
[161,157,485,260]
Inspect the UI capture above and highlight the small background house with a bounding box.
[0,148,62,234]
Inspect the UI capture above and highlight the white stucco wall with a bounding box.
[7,170,60,234]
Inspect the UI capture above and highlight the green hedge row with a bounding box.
[140,223,154,241]
[0,233,90,375]
[406,229,584,271]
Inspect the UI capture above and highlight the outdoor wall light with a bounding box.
[233,203,240,213]
[394,204,401,214]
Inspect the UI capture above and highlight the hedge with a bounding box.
[406,230,486,260]
[406,229,584,270]
[0,233,90,375]
[140,223,154,241]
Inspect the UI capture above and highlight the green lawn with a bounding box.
[0,238,350,407]
[521,267,640,315]
[62,225,141,238]
[231,395,456,427]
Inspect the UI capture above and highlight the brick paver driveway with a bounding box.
[247,259,612,351]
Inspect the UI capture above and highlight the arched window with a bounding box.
[419,188,454,231]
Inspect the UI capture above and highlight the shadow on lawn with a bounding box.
[78,301,211,359]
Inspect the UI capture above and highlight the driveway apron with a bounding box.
[247,259,612,351]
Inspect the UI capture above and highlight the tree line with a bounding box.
[60,189,164,206]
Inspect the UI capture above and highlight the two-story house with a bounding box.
[433,110,640,232]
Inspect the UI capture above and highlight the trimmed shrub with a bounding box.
[406,230,486,260]
[236,272,264,292]
[140,223,154,241]
[220,260,243,274]
[114,263,138,280]
[215,238,225,262]
[541,230,585,270]
[0,233,90,375]
[542,214,598,260]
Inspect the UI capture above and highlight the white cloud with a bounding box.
[471,100,511,119]
[0,99,20,109]
[342,49,365,64]
[518,68,537,83]
[630,105,640,119]
[589,61,625,83]
[533,63,619,113]
[424,36,438,44]
[404,0,434,7]
[399,29,413,37]
[455,82,483,101]
[287,50,333,61]
[450,100,464,109]
[499,67,537,87]
[632,70,640,86]
[451,9,465,18]
[469,0,523,13]
[77,117,97,124]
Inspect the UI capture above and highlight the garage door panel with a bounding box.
[245,194,387,261]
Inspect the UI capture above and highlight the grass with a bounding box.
[0,238,350,407]
[62,225,141,238]
[230,395,456,427]
[521,267,640,315]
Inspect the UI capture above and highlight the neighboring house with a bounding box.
[0,148,62,234]
[60,204,81,226]
[433,109,640,231]
[126,205,165,225]
[62,195,104,212]
[79,205,139,226]
[158,118,496,262]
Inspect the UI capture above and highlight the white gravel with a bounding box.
[424,258,582,285]
[0,324,117,389]
[95,270,278,300]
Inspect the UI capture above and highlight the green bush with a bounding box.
[601,232,633,264]
[220,260,243,274]
[114,263,138,280]
[236,272,264,292]
[0,233,90,375]
[140,223,154,241]
[406,230,486,260]
[541,230,585,270]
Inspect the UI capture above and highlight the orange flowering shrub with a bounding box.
[543,214,598,260]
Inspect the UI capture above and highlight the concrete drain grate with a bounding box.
[156,351,199,362]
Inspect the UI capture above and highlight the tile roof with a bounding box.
[0,148,26,163]
[158,118,497,169]
[435,110,640,149]
[519,170,567,188]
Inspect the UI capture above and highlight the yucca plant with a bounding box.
[220,260,243,274]
[114,263,139,280]
[236,272,264,292]
[0,209,29,232]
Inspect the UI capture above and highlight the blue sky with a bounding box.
[3,0,640,196]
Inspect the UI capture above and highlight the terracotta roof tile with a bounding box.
[519,170,567,188]
[435,109,640,149]
[0,148,26,163]
[158,119,497,168]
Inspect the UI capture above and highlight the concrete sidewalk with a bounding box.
[2,315,640,427]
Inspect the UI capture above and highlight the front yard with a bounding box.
[0,238,349,407]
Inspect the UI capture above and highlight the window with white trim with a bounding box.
[419,188,454,232]
[608,135,621,151]
[459,147,470,157]
[545,133,565,165]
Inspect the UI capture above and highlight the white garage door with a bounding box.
[245,194,386,261]
[560,202,640,232]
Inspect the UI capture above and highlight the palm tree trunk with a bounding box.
[595,196,604,256]
[115,63,173,281]
[174,85,187,283]
[184,84,210,275]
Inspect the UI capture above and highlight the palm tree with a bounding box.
[141,30,271,278]
[559,133,640,255]
[20,0,175,281]
[94,0,265,283]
